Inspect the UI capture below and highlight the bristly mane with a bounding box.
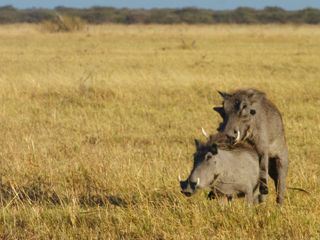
[206,132,254,152]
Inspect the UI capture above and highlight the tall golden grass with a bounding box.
[0,24,319,239]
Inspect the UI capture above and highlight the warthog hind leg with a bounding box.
[269,155,288,204]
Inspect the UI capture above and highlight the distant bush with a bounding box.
[21,9,54,23]
[0,5,20,23]
[258,7,287,23]
[297,8,320,24]
[41,15,85,32]
[1,5,320,25]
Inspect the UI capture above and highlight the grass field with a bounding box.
[0,24,319,239]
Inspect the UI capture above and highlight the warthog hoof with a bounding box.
[259,178,269,194]
[207,191,216,200]
[276,196,284,205]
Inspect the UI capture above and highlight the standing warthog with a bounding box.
[179,134,260,204]
[214,88,288,204]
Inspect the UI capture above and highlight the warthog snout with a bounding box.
[226,129,241,144]
[180,178,200,197]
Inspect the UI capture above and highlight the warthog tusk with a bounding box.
[243,127,252,141]
[201,127,209,138]
[235,130,240,143]
[178,174,182,182]
[196,178,200,187]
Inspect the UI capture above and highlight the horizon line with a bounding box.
[1,4,320,11]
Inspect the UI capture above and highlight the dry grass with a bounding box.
[0,24,319,239]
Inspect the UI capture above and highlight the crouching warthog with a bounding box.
[180,134,260,204]
[214,88,288,204]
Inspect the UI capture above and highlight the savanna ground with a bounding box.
[0,24,319,239]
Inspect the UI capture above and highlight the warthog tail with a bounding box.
[287,187,310,194]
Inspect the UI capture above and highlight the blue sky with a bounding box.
[2,0,320,10]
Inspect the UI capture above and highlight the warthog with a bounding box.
[179,134,260,204]
[214,88,288,204]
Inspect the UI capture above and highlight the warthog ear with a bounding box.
[217,90,232,99]
[246,89,265,103]
[209,143,218,155]
[213,106,225,119]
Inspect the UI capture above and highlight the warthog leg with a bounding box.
[259,151,269,196]
[207,190,233,202]
[269,154,288,204]
[268,155,289,204]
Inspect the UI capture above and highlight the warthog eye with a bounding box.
[250,109,256,115]
[234,100,241,110]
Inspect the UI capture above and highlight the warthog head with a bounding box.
[180,139,220,197]
[215,89,265,144]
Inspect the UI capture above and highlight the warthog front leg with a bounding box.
[208,190,216,200]
[245,186,254,204]
[259,151,269,196]
[208,190,233,202]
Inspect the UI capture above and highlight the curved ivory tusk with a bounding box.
[178,174,182,182]
[235,130,240,143]
[201,127,209,138]
[196,178,200,187]
[243,128,251,141]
